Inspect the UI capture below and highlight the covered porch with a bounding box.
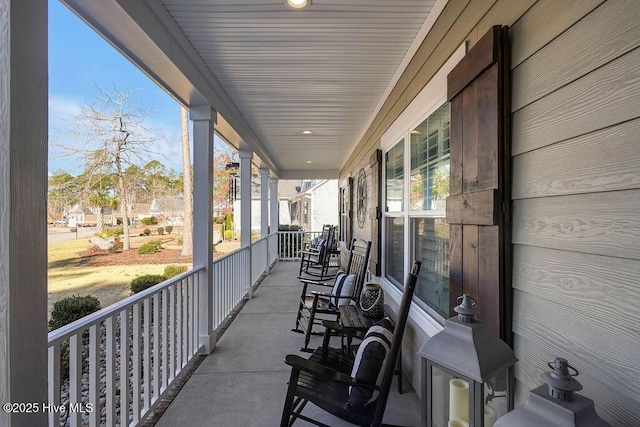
[153,261,421,427]
[2,0,639,426]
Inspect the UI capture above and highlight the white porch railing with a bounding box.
[47,267,203,427]
[46,233,288,426]
[277,230,323,260]
[251,236,268,285]
[268,232,278,264]
[212,246,251,329]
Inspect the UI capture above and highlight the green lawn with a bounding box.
[47,238,180,318]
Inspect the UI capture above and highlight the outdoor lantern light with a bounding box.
[494,357,610,427]
[418,295,517,427]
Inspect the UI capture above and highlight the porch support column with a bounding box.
[259,169,269,238]
[270,177,279,262]
[190,105,216,353]
[239,149,253,297]
[259,168,270,274]
[0,1,48,425]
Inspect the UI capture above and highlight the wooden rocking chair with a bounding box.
[298,225,336,280]
[292,238,371,352]
[281,261,421,427]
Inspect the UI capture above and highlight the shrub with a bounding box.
[137,240,162,254]
[49,295,102,332]
[49,295,102,381]
[157,227,165,235]
[224,230,234,241]
[130,274,166,294]
[165,225,173,234]
[143,228,151,236]
[225,214,233,232]
[176,235,183,245]
[164,265,188,279]
[108,240,123,253]
[141,216,157,226]
[102,227,123,238]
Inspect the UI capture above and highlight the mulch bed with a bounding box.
[77,248,193,267]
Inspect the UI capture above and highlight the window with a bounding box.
[379,43,465,330]
[410,104,450,211]
[384,139,405,285]
[383,103,451,319]
[385,140,404,212]
[385,216,404,285]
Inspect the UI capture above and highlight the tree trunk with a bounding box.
[119,173,131,250]
[97,206,104,233]
[180,106,193,256]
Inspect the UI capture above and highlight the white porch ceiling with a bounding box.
[62,0,440,178]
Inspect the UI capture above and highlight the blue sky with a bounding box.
[48,1,186,174]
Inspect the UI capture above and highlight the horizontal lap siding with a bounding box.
[510,0,640,424]
[338,3,640,422]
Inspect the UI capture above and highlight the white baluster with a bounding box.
[89,323,100,427]
[48,343,61,427]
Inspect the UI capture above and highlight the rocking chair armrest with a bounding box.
[299,278,333,288]
[300,248,320,256]
[320,320,363,339]
[284,355,378,390]
[310,290,333,298]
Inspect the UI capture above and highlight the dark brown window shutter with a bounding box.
[369,149,382,275]
[339,177,353,248]
[446,26,512,342]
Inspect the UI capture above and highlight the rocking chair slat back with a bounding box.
[293,239,371,352]
[282,261,421,427]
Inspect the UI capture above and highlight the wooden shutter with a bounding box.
[446,26,512,341]
[369,149,382,275]
[339,177,353,248]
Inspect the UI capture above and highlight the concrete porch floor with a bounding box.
[155,261,422,426]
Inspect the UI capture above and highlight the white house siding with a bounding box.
[310,180,339,233]
[340,0,640,424]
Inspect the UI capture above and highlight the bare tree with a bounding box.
[180,106,193,256]
[58,85,160,250]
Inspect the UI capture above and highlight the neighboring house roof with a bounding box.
[278,180,302,199]
[150,197,185,213]
[68,204,90,214]
[130,203,152,215]
[288,180,329,202]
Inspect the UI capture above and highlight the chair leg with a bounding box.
[292,299,305,332]
[396,345,403,394]
[302,308,317,352]
[280,368,300,427]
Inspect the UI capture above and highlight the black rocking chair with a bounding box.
[292,238,371,352]
[298,225,336,280]
[281,261,421,427]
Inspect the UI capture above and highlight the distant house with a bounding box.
[288,180,338,232]
[231,178,298,233]
[150,197,185,226]
[67,204,115,227]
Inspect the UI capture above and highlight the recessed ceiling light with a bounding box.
[285,0,310,9]
[302,130,313,134]
[306,160,312,164]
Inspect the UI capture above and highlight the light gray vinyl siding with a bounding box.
[510,0,640,424]
[341,0,640,424]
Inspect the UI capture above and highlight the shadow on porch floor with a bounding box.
[154,261,422,426]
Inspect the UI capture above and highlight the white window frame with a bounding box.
[380,43,466,337]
